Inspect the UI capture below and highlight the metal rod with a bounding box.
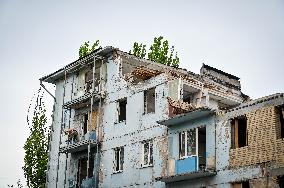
[40,81,56,101]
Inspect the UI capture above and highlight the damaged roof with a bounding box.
[201,63,240,80]
[40,46,116,83]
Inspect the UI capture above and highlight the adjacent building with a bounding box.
[40,46,284,188]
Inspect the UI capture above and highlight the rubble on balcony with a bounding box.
[168,97,196,117]
[158,106,215,126]
[59,131,98,153]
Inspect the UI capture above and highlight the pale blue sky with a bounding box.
[0,0,284,187]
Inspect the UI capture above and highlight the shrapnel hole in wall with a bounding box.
[231,116,247,149]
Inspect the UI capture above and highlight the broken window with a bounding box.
[85,70,93,93]
[142,140,153,166]
[83,113,88,135]
[231,116,248,149]
[144,88,155,114]
[117,98,127,122]
[198,127,206,170]
[232,181,250,188]
[114,147,124,172]
[76,156,94,187]
[179,129,196,158]
[278,175,284,188]
[276,106,284,139]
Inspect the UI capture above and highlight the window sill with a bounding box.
[140,164,153,169]
[114,120,126,125]
[179,155,197,160]
[112,170,123,174]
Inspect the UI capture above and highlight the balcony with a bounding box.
[157,167,216,183]
[63,91,103,109]
[159,98,214,127]
[59,131,98,153]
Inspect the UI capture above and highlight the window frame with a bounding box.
[179,128,198,159]
[142,140,153,167]
[231,116,248,149]
[116,98,127,123]
[144,87,156,114]
[113,147,124,173]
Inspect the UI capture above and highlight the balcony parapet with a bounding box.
[59,131,98,153]
[156,169,216,183]
[63,91,103,109]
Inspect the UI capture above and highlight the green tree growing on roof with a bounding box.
[79,40,101,58]
[130,36,180,68]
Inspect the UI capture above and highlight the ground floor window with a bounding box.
[76,156,94,188]
[113,147,124,172]
[232,181,250,188]
[142,140,153,166]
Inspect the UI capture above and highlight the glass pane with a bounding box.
[144,142,149,165]
[180,132,185,157]
[187,129,196,156]
[149,142,153,165]
[120,147,124,170]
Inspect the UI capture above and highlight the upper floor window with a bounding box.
[83,113,88,135]
[231,116,247,149]
[276,106,284,139]
[117,98,127,122]
[113,147,124,173]
[179,129,196,158]
[142,140,153,166]
[85,71,93,93]
[144,88,155,114]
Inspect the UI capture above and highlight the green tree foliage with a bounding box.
[79,40,100,58]
[130,36,180,68]
[23,108,48,188]
[129,42,146,58]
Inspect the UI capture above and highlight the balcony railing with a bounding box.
[156,156,216,183]
[60,131,98,153]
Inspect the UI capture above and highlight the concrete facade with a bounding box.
[41,46,284,188]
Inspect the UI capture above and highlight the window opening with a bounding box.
[231,116,247,149]
[83,113,88,135]
[179,129,196,158]
[198,127,206,170]
[276,106,284,139]
[118,98,127,122]
[114,147,124,172]
[76,156,94,188]
[144,88,155,114]
[143,140,153,166]
[232,181,250,188]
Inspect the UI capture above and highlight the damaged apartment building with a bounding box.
[40,46,284,188]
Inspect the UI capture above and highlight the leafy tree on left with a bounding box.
[23,107,48,188]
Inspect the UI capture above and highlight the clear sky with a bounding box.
[0,0,284,187]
